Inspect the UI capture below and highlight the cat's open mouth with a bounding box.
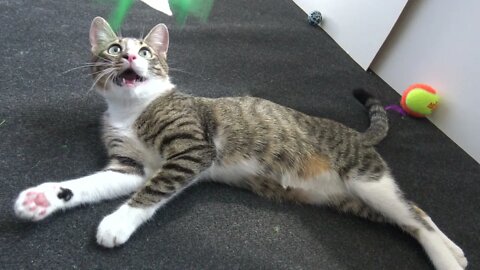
[115,68,147,87]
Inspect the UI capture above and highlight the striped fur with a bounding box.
[353,89,389,146]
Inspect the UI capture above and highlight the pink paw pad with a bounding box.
[14,185,61,221]
[25,192,51,208]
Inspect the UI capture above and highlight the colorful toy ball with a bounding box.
[400,84,440,117]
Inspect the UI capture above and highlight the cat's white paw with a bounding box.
[424,216,468,269]
[96,205,139,248]
[14,183,69,221]
[433,228,468,268]
[448,243,468,269]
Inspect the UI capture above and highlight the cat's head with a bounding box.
[89,17,170,94]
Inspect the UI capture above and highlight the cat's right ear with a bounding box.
[144,24,169,58]
[89,17,118,52]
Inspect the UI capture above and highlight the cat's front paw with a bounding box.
[96,205,138,248]
[448,243,468,269]
[14,183,71,221]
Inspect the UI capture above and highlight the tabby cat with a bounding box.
[14,17,467,270]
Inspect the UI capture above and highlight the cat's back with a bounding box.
[203,95,359,144]
[200,95,358,165]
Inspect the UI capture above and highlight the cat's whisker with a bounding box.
[86,70,111,79]
[61,64,108,74]
[61,61,118,75]
[90,65,123,75]
[103,71,118,90]
[96,56,116,63]
[88,68,115,93]
[83,60,114,65]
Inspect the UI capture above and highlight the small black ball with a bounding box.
[308,11,322,26]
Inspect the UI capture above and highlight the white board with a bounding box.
[292,0,408,70]
[371,0,480,163]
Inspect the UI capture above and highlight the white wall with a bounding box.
[292,0,408,70]
[371,0,480,163]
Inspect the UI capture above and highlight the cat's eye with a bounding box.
[107,44,122,55]
[139,47,152,58]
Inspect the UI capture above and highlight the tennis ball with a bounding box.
[400,84,440,117]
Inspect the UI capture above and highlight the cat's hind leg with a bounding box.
[14,157,146,221]
[346,174,467,270]
[409,204,468,268]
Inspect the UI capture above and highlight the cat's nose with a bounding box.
[122,54,137,63]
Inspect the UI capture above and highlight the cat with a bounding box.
[14,17,467,270]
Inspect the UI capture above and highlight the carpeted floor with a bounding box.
[1,0,479,269]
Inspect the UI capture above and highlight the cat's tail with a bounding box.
[353,89,389,146]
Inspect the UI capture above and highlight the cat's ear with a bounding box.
[89,17,118,52]
[144,24,169,57]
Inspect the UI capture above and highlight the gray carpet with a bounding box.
[1,0,479,269]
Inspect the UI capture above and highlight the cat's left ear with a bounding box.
[144,24,169,57]
[89,17,118,52]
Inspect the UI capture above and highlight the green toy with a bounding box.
[108,0,135,32]
[106,0,215,32]
[169,0,214,25]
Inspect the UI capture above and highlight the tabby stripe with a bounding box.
[139,194,160,204]
[329,138,343,151]
[109,155,144,175]
[110,155,142,168]
[144,185,169,196]
[109,144,120,149]
[171,155,203,164]
[109,141,121,146]
[164,174,186,184]
[151,175,184,185]
[166,144,210,160]
[160,133,204,152]
[104,168,128,174]
[131,197,144,205]
[193,128,209,137]
[163,163,194,175]
[107,138,124,148]
[162,184,176,192]
[144,115,184,143]
[176,121,198,128]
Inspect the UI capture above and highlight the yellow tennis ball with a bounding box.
[401,84,440,117]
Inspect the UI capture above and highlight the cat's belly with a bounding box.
[281,171,348,204]
[204,159,260,187]
[203,159,348,204]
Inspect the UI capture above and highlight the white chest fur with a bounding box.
[105,108,164,177]
[102,79,175,177]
